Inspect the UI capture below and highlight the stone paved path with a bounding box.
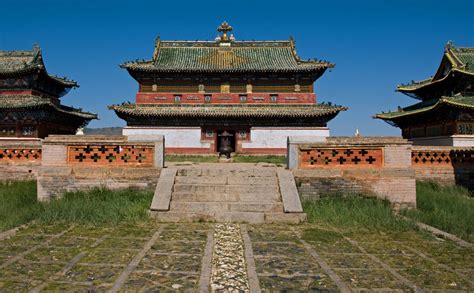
[0,222,473,291]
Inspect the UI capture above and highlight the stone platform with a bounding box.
[150,163,306,223]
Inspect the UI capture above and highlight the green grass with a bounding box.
[0,181,39,232]
[165,154,286,165]
[402,181,474,242]
[0,181,153,232]
[232,154,286,165]
[165,154,218,163]
[303,195,414,232]
[36,188,153,226]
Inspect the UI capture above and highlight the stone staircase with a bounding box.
[150,164,306,223]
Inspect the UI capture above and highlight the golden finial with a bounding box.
[217,21,233,42]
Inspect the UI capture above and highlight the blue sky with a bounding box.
[1,0,473,135]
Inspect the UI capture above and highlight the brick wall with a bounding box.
[37,135,164,201]
[411,146,473,191]
[0,139,42,181]
[136,92,317,104]
[288,137,416,209]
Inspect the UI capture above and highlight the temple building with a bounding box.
[0,45,97,138]
[376,43,473,146]
[110,22,346,154]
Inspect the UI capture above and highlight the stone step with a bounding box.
[174,175,278,186]
[177,168,276,178]
[150,211,307,224]
[174,176,226,185]
[170,201,284,213]
[171,192,281,202]
[172,183,279,194]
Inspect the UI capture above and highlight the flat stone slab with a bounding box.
[151,211,307,224]
[150,167,177,211]
[277,169,304,213]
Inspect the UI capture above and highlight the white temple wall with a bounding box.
[242,127,330,149]
[410,135,474,147]
[452,136,474,147]
[123,127,211,148]
[124,126,331,154]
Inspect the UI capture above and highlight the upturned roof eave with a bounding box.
[0,103,98,120]
[374,95,474,120]
[396,68,474,98]
[48,74,79,88]
[397,43,474,94]
[0,95,97,119]
[0,65,79,88]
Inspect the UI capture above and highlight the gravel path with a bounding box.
[210,223,250,292]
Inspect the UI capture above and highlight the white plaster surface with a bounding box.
[123,127,211,148]
[452,136,474,147]
[124,127,330,150]
[410,135,474,147]
[242,128,329,149]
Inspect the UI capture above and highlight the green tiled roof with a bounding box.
[0,47,43,75]
[448,46,474,73]
[397,43,473,93]
[121,39,333,73]
[0,94,97,119]
[109,103,347,118]
[375,94,474,120]
[0,46,78,87]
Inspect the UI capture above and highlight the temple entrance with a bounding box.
[216,130,236,155]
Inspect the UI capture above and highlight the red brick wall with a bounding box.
[299,148,384,169]
[0,139,42,181]
[411,147,473,190]
[136,93,317,104]
[290,138,416,209]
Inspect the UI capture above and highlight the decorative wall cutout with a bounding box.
[0,149,42,161]
[67,145,154,166]
[412,149,473,166]
[300,148,383,168]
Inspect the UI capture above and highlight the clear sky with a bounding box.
[1,0,473,135]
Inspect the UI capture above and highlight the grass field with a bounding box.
[0,181,38,232]
[0,181,153,232]
[303,195,415,232]
[402,181,474,242]
[1,180,472,243]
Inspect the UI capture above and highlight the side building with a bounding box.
[0,45,97,138]
[376,43,473,146]
[110,22,346,154]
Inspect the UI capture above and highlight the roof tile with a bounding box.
[121,40,333,73]
[109,103,347,118]
[0,94,97,119]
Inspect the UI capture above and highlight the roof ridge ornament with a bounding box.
[217,21,233,44]
[153,36,161,60]
[31,43,42,65]
[446,40,454,49]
